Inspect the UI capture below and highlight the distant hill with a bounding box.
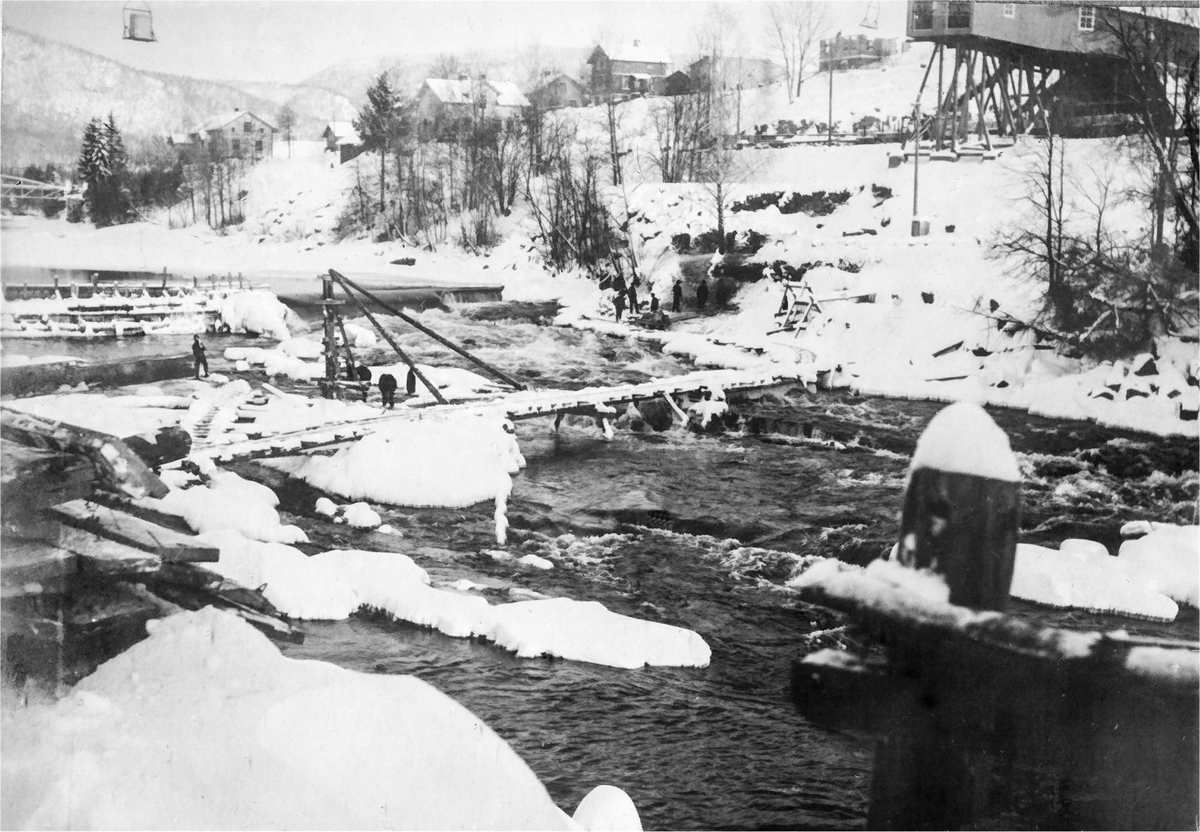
[0,26,355,168]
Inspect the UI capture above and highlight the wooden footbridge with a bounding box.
[191,368,806,465]
[169,267,807,464]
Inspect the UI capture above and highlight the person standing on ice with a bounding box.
[627,282,639,315]
[672,279,684,313]
[191,335,208,379]
[378,373,398,409]
[355,365,372,402]
[405,367,417,396]
[696,277,710,312]
[613,291,627,322]
[650,293,660,313]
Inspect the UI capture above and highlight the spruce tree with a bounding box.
[76,114,134,226]
[354,73,400,214]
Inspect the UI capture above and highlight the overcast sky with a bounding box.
[1,0,909,85]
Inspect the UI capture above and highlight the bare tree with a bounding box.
[1101,6,1198,272]
[764,1,829,103]
[429,53,466,79]
[276,104,297,158]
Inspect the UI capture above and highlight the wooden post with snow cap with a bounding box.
[896,401,1020,610]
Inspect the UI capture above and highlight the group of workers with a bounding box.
[612,276,710,323]
[354,365,417,408]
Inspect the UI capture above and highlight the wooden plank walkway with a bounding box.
[194,369,806,464]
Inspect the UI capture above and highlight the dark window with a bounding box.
[947,2,971,29]
[244,121,251,132]
[1003,3,1015,18]
[911,1,933,29]
[255,139,263,151]
[1078,6,1095,31]
[232,139,241,153]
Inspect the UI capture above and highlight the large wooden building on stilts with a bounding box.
[904,1,1198,152]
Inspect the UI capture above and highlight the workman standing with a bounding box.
[614,291,627,322]
[192,335,209,379]
[696,277,710,312]
[378,373,398,409]
[672,279,684,313]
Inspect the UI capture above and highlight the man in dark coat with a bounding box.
[627,283,639,314]
[192,335,208,379]
[613,291,627,322]
[406,367,417,395]
[355,365,372,402]
[672,279,684,313]
[696,277,710,311]
[378,373,398,409]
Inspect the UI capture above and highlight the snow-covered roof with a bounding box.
[488,81,530,108]
[193,110,277,134]
[423,79,529,109]
[324,121,360,144]
[424,78,475,106]
[605,41,671,66]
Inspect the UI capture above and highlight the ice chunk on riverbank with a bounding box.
[291,412,524,508]
[216,289,293,340]
[573,785,643,831]
[1117,525,1199,607]
[0,608,570,830]
[146,469,308,545]
[343,502,382,528]
[490,597,712,669]
[1011,543,1179,621]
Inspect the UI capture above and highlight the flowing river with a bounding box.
[6,301,1196,829]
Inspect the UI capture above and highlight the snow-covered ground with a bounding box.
[3,40,1197,829]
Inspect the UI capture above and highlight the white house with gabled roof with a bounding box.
[187,108,276,161]
[415,78,530,140]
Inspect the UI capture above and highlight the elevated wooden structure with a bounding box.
[904,1,1199,149]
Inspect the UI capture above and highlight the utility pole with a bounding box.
[912,100,922,237]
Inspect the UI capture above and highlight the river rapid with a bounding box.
[260,306,1195,830]
[7,302,1196,829]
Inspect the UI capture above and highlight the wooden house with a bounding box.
[818,35,904,71]
[688,56,780,92]
[322,122,363,164]
[415,78,530,140]
[529,74,586,111]
[187,109,276,162]
[587,40,671,101]
[904,1,1198,145]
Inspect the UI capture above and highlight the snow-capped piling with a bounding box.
[897,402,1020,610]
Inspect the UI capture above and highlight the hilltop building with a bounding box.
[905,0,1199,145]
[587,40,671,101]
[818,35,905,71]
[528,74,586,111]
[415,78,530,140]
[322,122,363,164]
[184,109,276,162]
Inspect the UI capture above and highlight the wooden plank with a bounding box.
[48,500,219,562]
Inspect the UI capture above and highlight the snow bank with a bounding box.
[1011,542,1179,621]
[291,412,524,508]
[215,289,294,340]
[0,607,570,830]
[1117,525,1199,607]
[143,469,308,545]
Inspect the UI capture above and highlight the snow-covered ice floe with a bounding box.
[0,607,576,830]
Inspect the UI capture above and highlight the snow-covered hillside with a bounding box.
[0,26,353,167]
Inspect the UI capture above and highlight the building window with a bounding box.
[244,121,251,132]
[1078,5,1095,31]
[947,1,972,29]
[911,1,933,30]
[255,139,263,152]
[1003,4,1015,18]
[232,139,241,153]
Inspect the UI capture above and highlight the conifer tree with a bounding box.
[354,73,401,214]
[77,114,133,226]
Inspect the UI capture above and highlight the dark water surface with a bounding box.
[5,303,1195,829]
[260,307,1196,830]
